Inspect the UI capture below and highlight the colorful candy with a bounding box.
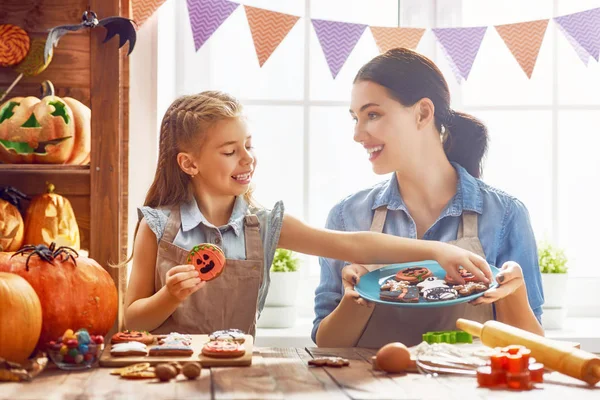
[477,345,544,391]
[46,328,104,368]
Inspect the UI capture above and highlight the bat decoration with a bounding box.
[44,10,137,63]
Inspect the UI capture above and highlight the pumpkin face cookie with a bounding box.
[187,244,226,281]
[445,267,477,284]
[111,330,154,345]
[394,266,433,284]
[201,340,245,358]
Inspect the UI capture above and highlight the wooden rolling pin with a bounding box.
[457,318,600,386]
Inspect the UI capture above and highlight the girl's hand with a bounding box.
[432,242,493,284]
[341,263,374,308]
[470,261,524,305]
[165,265,205,302]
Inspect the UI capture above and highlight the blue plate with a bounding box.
[354,260,500,308]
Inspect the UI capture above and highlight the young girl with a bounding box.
[124,91,492,337]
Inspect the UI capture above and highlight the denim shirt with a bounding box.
[138,196,285,316]
[312,163,544,343]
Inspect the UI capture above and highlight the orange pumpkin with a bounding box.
[0,80,90,164]
[0,186,27,252]
[187,244,226,281]
[24,182,80,250]
[0,243,118,349]
[0,272,42,364]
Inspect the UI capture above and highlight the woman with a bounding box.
[312,48,544,348]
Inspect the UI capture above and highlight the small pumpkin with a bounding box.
[0,186,28,252]
[0,272,43,364]
[186,244,226,281]
[0,243,118,349]
[0,80,90,164]
[24,182,80,250]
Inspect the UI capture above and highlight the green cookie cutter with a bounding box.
[422,330,472,344]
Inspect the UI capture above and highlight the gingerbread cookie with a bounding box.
[120,370,156,380]
[416,277,449,293]
[149,342,194,357]
[394,266,433,284]
[201,340,246,358]
[209,329,246,343]
[380,279,409,291]
[445,267,478,284]
[110,342,149,357]
[453,282,488,297]
[308,357,350,368]
[187,244,226,281]
[111,330,154,345]
[110,363,151,376]
[380,286,420,303]
[157,332,193,346]
[423,287,458,301]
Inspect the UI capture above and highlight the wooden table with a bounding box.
[2,347,599,399]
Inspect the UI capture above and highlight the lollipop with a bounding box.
[0,24,30,67]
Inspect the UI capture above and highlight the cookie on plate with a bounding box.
[445,267,478,284]
[394,266,433,284]
[416,277,449,293]
[380,286,420,303]
[422,287,458,302]
[453,281,488,297]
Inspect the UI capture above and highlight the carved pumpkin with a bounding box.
[24,182,80,250]
[0,243,118,349]
[187,244,226,281]
[0,80,90,164]
[0,272,43,364]
[0,186,28,252]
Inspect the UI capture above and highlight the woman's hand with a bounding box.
[341,263,374,308]
[165,265,205,302]
[470,261,524,305]
[432,242,493,284]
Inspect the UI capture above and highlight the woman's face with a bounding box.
[350,80,420,175]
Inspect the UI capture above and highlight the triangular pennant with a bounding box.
[312,19,367,79]
[432,27,487,83]
[187,0,239,51]
[495,19,549,78]
[555,7,600,65]
[133,0,168,27]
[244,6,300,67]
[369,27,425,53]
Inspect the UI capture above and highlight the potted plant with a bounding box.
[538,242,568,330]
[257,249,300,329]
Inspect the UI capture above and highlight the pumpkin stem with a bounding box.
[40,81,55,98]
[45,182,55,194]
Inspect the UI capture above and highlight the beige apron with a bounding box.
[356,206,493,348]
[152,205,264,337]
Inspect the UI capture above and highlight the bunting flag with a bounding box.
[133,0,168,27]
[312,19,367,79]
[369,27,425,53]
[554,7,600,65]
[187,0,240,51]
[432,27,487,82]
[495,19,549,79]
[245,6,300,67]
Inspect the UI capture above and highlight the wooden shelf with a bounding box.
[0,164,90,171]
[0,165,90,195]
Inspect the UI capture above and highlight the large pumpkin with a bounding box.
[0,272,42,364]
[0,186,27,252]
[0,80,90,164]
[24,182,80,250]
[0,244,118,348]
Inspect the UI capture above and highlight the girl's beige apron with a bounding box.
[356,206,493,348]
[152,206,264,337]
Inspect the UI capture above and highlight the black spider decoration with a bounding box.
[0,186,29,210]
[11,242,79,271]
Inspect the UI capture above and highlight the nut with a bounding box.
[168,361,182,374]
[182,362,201,379]
[155,364,178,382]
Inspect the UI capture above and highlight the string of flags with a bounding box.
[134,0,600,83]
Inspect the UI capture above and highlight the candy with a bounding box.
[503,345,525,355]
[67,339,78,349]
[68,348,78,358]
[63,329,74,338]
[507,354,526,373]
[529,363,544,383]
[476,366,506,387]
[506,371,532,390]
[490,352,507,371]
[480,345,542,391]
[78,344,89,354]
[76,329,91,345]
[59,345,68,355]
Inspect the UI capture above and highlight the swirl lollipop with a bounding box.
[0,24,30,67]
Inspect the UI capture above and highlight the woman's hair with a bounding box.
[354,47,488,178]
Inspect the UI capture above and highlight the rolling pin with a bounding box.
[457,318,600,385]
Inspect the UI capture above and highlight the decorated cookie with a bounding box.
[120,370,156,380]
[110,362,151,376]
[445,267,478,284]
[110,342,148,357]
[416,277,449,293]
[111,330,154,345]
[308,357,350,368]
[209,329,246,343]
[380,279,410,292]
[394,266,433,284]
[158,332,193,346]
[453,282,489,297]
[380,286,420,303]
[149,342,194,357]
[187,243,226,281]
[422,287,458,302]
[201,340,246,358]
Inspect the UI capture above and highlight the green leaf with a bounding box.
[49,101,70,125]
[270,248,300,273]
[21,113,42,128]
[538,242,568,274]
[0,101,19,124]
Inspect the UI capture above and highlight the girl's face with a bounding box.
[350,81,421,175]
[191,117,256,197]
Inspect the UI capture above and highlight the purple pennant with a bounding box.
[432,27,487,83]
[555,7,600,65]
[187,0,239,51]
[312,19,367,79]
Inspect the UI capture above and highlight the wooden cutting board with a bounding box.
[99,334,253,367]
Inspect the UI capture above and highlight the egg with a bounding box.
[375,342,411,373]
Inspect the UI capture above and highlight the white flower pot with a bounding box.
[264,271,299,307]
[541,273,568,309]
[257,306,297,329]
[542,307,567,330]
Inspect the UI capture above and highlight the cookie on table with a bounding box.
[453,282,488,297]
[394,266,433,284]
[157,332,193,346]
[308,357,350,368]
[422,287,458,302]
[201,340,246,358]
[380,286,420,303]
[209,329,246,343]
[111,330,154,345]
[110,341,149,357]
[149,342,194,357]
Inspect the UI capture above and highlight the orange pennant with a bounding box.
[244,6,300,67]
[133,0,168,27]
[369,27,425,53]
[495,19,549,78]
